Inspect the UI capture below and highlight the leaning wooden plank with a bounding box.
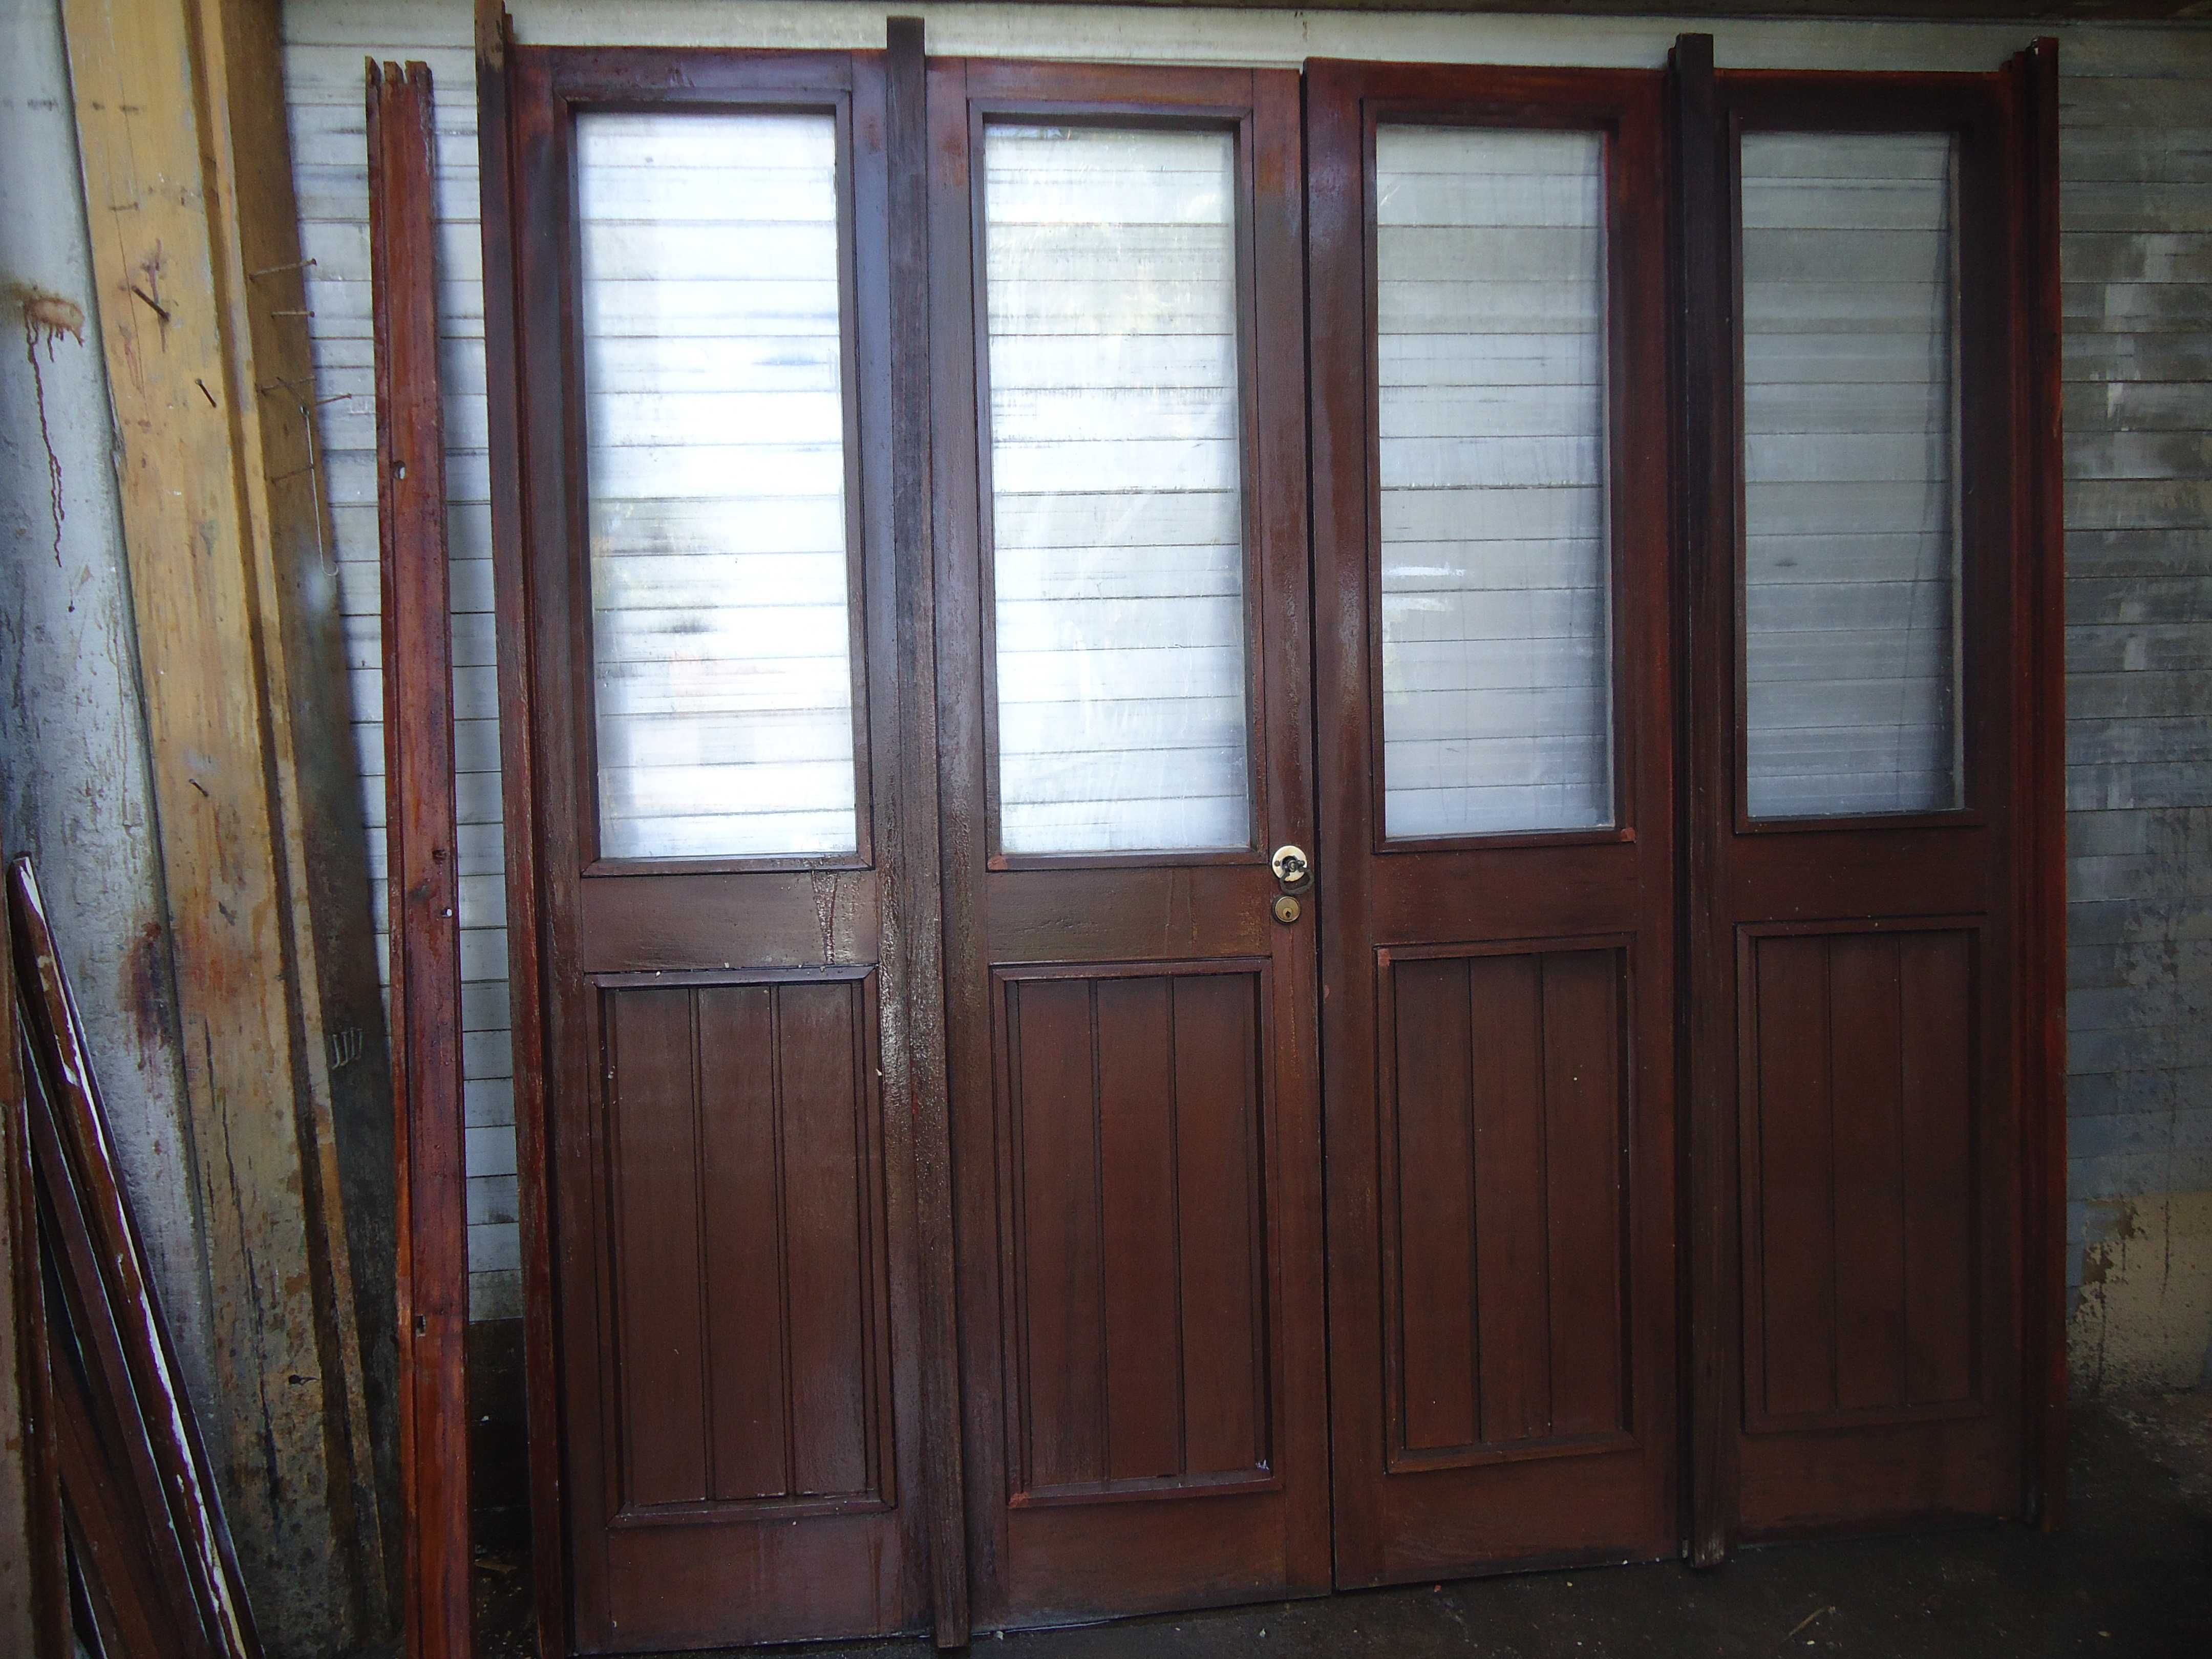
[2,890,67,1658]
[474,5,569,1649]
[7,860,259,1659]
[368,55,474,1659]
[55,1,392,1637]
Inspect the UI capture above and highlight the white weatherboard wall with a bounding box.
[283,4,2212,1392]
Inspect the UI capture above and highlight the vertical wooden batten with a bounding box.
[2010,33,2068,1534]
[369,58,473,1659]
[886,16,972,1647]
[1667,29,1737,1570]
[472,4,567,1652]
[54,0,394,1645]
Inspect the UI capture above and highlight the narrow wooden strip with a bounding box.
[1170,974,1266,1478]
[1094,979,1181,1481]
[1469,955,1550,1445]
[1391,958,1478,1454]
[697,987,789,1501]
[473,2,567,1645]
[1011,980,1106,1491]
[1827,937,1907,1413]
[2016,35,2070,1534]
[777,982,876,1497]
[1669,29,1738,1568]
[605,989,709,1506]
[370,53,473,1659]
[886,15,971,1643]
[1751,935,1837,1420]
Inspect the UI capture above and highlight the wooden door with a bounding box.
[927,58,1332,1627]
[1684,70,2025,1543]
[505,47,936,1651]
[1306,60,1679,1586]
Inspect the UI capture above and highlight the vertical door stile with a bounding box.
[884,16,972,1648]
[1667,30,1738,1570]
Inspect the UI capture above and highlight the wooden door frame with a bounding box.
[1305,55,1682,1587]
[1667,33,2068,1563]
[924,52,1329,1629]
[475,9,968,1650]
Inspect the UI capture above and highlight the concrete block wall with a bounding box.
[2059,34,2212,1395]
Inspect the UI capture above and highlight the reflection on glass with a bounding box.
[984,124,1251,855]
[579,111,859,860]
[1741,131,1962,820]
[1375,125,1614,839]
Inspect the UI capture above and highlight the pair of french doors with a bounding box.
[926,51,1677,1626]
[495,38,2040,1655]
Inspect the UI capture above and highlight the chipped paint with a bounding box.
[9,280,79,569]
[0,0,212,1480]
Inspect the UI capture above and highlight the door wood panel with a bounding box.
[1381,944,1631,1466]
[1740,927,1980,1431]
[1307,59,1679,1588]
[930,56,1330,1630]
[504,46,936,1652]
[999,966,1271,1500]
[599,975,890,1516]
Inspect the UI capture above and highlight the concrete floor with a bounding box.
[477,1393,2212,1657]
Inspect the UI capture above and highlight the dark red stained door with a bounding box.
[928,57,1331,1628]
[506,47,934,1651]
[1306,60,1679,1585]
[1690,71,2025,1541]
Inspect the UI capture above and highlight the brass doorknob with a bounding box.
[1270,844,1312,892]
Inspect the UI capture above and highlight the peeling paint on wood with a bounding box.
[49,0,394,1647]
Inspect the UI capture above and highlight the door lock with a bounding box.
[1270,844,1312,895]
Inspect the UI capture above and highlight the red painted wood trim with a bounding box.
[369,56,473,1659]
[473,3,570,1649]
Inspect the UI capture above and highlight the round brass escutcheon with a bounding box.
[1271,894,1302,925]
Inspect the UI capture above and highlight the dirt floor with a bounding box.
[474,1392,2212,1657]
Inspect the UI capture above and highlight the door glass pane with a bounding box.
[1741,131,1962,820]
[984,125,1251,855]
[1375,126,1613,839]
[579,111,859,861]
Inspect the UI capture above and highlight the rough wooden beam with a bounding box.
[55,0,394,1648]
[368,55,473,1659]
